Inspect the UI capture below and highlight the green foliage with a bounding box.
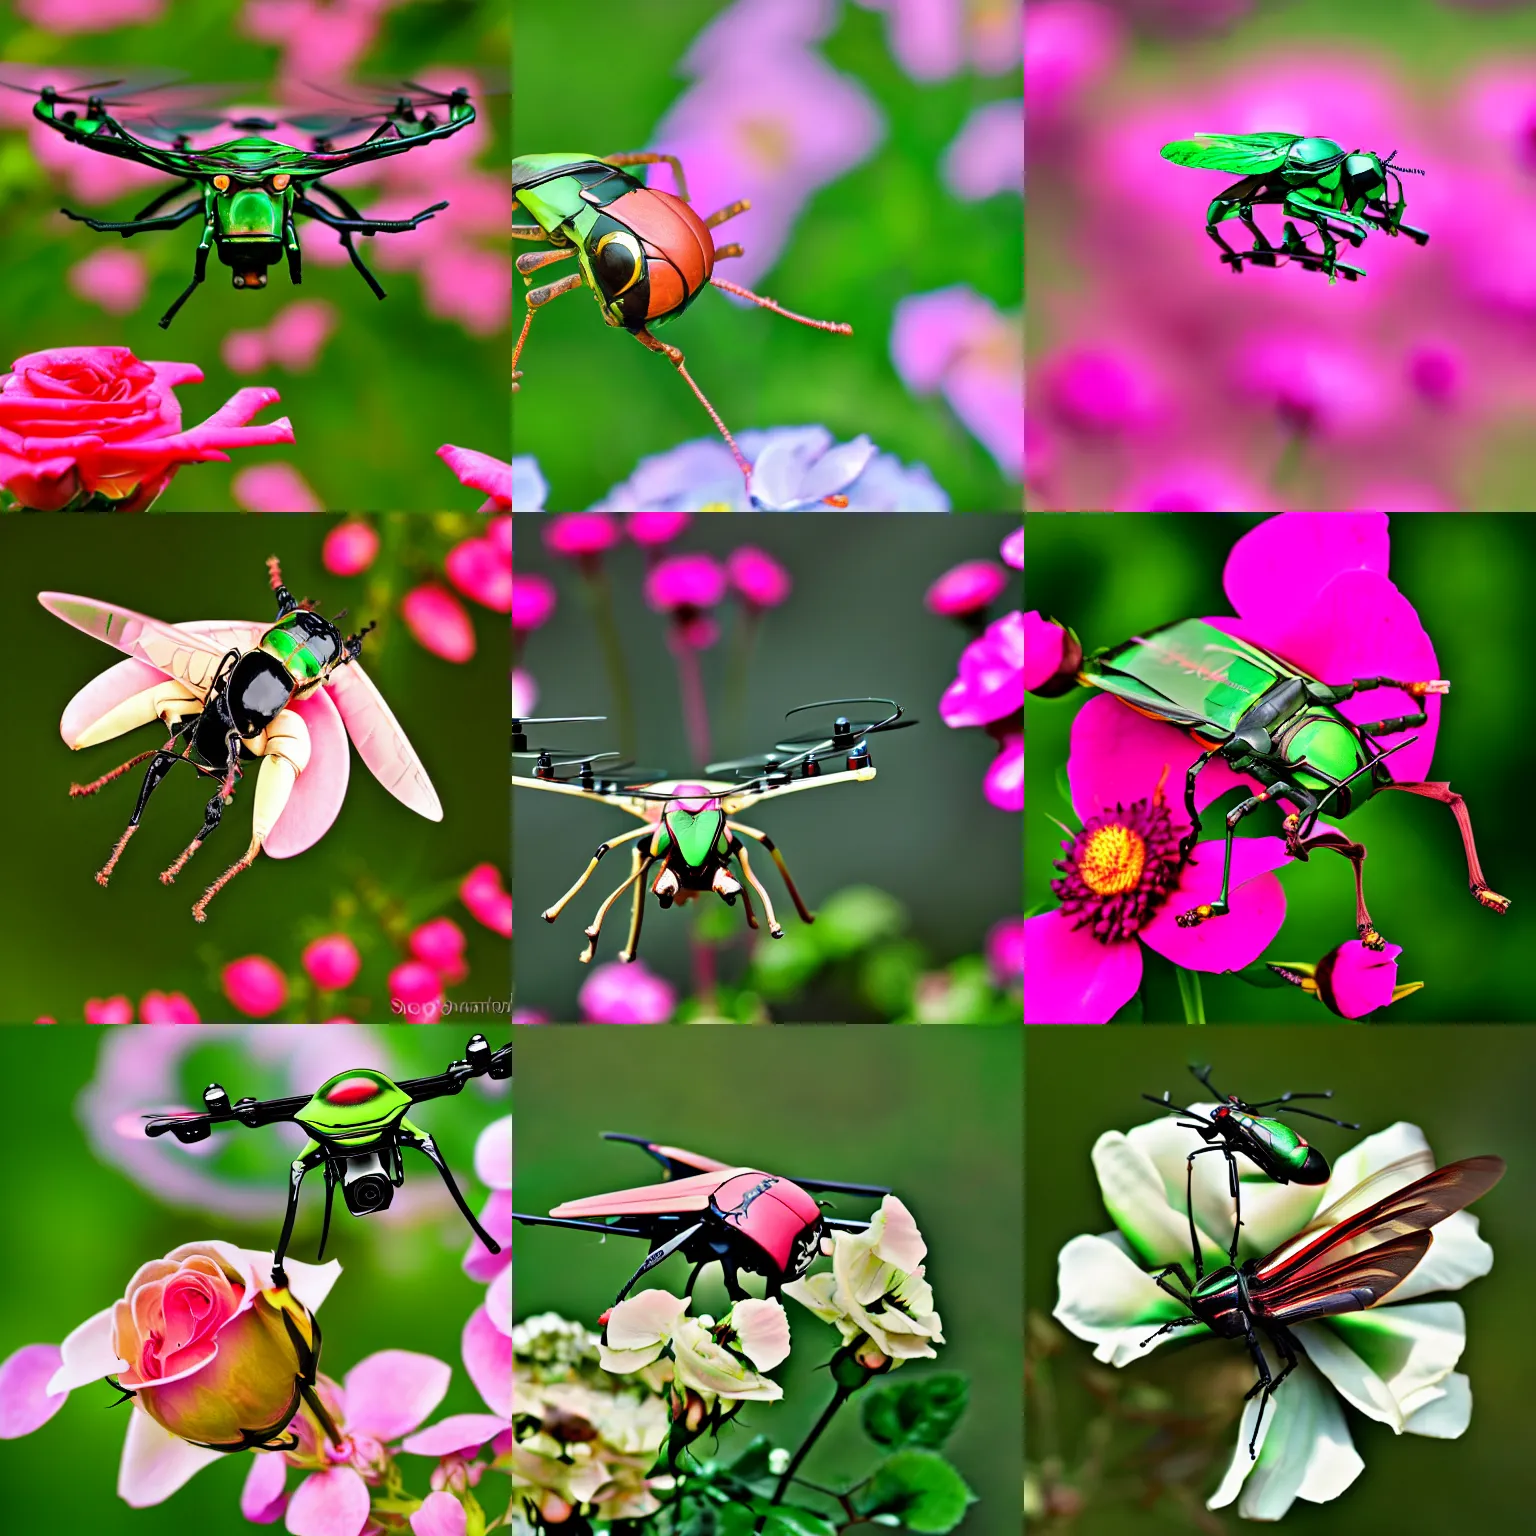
[851,1450,978,1534]
[861,1374,969,1451]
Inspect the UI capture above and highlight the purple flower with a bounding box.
[1237,335,1390,439]
[942,99,1024,201]
[512,455,547,511]
[748,428,875,509]
[1117,459,1271,513]
[579,960,677,1024]
[1270,939,1423,1020]
[1026,1,1122,118]
[940,611,1024,727]
[855,0,1023,82]
[925,559,1010,618]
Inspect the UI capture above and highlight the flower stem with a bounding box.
[672,630,712,767]
[756,1384,853,1532]
[1177,967,1207,1026]
[579,563,636,760]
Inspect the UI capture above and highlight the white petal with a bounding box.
[606,1290,688,1351]
[871,1196,927,1271]
[1389,1210,1493,1301]
[1403,1371,1472,1438]
[283,1256,343,1313]
[1292,1321,1403,1431]
[117,1406,223,1507]
[1052,1233,1192,1365]
[1321,1302,1465,1422]
[1092,1131,1210,1269]
[49,1307,126,1394]
[800,436,876,500]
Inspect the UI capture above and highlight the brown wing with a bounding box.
[1253,1231,1432,1324]
[549,1166,754,1219]
[1255,1156,1504,1290]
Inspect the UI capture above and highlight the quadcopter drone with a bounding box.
[512,697,915,964]
[144,1033,510,1287]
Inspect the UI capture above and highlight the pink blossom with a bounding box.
[390,961,445,1022]
[445,534,512,613]
[1047,346,1160,436]
[1025,610,1077,694]
[84,994,133,1024]
[221,328,268,375]
[139,991,200,1024]
[402,585,476,663]
[241,0,391,83]
[1408,342,1463,407]
[1000,525,1023,569]
[1118,460,1270,514]
[302,934,361,992]
[579,960,676,1024]
[1027,1,1122,117]
[1236,334,1390,440]
[543,513,621,557]
[512,573,556,634]
[942,99,1023,201]
[1,347,293,512]
[986,915,1025,989]
[460,864,512,937]
[1305,939,1411,1020]
[410,918,468,985]
[855,0,1020,82]
[0,1345,67,1437]
[727,546,792,609]
[222,956,288,1018]
[645,552,728,613]
[17,0,163,32]
[322,521,380,578]
[67,248,148,314]
[511,668,537,718]
[438,444,512,511]
[925,559,1008,618]
[941,611,1025,727]
[985,731,1023,812]
[266,300,337,371]
[232,462,322,513]
[411,1491,469,1536]
[626,512,692,545]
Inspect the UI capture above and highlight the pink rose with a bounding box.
[0,346,293,511]
[460,863,512,937]
[402,585,476,663]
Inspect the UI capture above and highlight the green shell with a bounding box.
[296,1069,411,1143]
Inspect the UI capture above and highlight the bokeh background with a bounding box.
[512,0,1022,511]
[1026,1026,1536,1534]
[0,515,509,1023]
[515,1025,1022,1533]
[0,0,509,511]
[0,1023,508,1535]
[1024,513,1534,1022]
[514,513,1023,1023]
[1029,0,1536,512]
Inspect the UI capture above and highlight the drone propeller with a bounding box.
[773,697,916,753]
[135,109,248,141]
[703,750,803,785]
[0,66,190,109]
[512,714,606,753]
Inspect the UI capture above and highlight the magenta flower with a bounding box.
[67,248,148,314]
[445,532,512,614]
[1026,0,1122,118]
[0,1344,67,1437]
[1408,342,1464,408]
[222,956,288,1019]
[437,444,512,512]
[1025,610,1081,693]
[579,960,677,1024]
[941,611,1025,727]
[232,463,322,513]
[401,586,476,664]
[460,864,512,937]
[512,573,556,635]
[390,961,444,1023]
[1236,334,1390,440]
[1,347,293,512]
[626,512,692,545]
[986,915,1025,990]
[985,731,1023,812]
[322,522,380,579]
[410,918,468,986]
[84,994,133,1024]
[302,935,361,993]
[646,552,728,650]
[543,513,621,558]
[1118,459,1271,514]
[1000,525,1023,570]
[925,559,1009,618]
[16,0,163,31]
[139,990,200,1024]
[727,546,792,610]
[223,300,337,376]
[465,1115,511,1284]
[1046,346,1161,437]
[1270,938,1424,1021]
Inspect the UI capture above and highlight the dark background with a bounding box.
[1024,513,1532,1023]
[513,512,1022,1022]
[1026,1026,1536,1534]
[515,1025,1022,1533]
[0,515,509,1023]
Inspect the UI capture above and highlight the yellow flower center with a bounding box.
[1077,824,1146,895]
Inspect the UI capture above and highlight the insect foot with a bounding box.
[1357,924,1388,951]
[1176,902,1221,928]
[1475,885,1512,914]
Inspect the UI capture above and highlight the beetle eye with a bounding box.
[213,175,230,191]
[593,230,643,296]
[272,174,290,190]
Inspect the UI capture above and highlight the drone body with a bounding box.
[145,1033,510,1286]
[514,1132,889,1308]
[41,554,441,922]
[513,699,914,964]
[1160,132,1428,281]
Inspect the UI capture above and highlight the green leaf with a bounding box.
[1235,961,1301,989]
[760,1508,838,1536]
[852,1450,978,1534]
[727,1434,775,1482]
[859,937,928,1017]
[810,885,908,959]
[861,1373,969,1450]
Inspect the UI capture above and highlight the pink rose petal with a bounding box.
[343,1350,451,1442]
[410,1491,468,1536]
[0,1344,67,1437]
[463,1305,511,1418]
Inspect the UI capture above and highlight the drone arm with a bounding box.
[513,773,656,823]
[272,1146,327,1288]
[399,1123,500,1255]
[397,1036,511,1104]
[513,1213,652,1239]
[31,102,188,175]
[721,764,875,815]
[789,1177,891,1197]
[319,104,476,170]
[822,1217,875,1233]
[613,1221,706,1307]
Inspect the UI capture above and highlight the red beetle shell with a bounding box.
[709,1172,823,1274]
[606,188,716,320]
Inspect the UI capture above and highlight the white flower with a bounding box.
[598,1289,788,1402]
[783,1194,945,1363]
[1053,1112,1497,1520]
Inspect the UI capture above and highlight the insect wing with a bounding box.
[1160,132,1301,174]
[39,594,249,695]
[550,1167,756,1220]
[325,660,443,821]
[1251,1230,1432,1325]
[605,1132,734,1179]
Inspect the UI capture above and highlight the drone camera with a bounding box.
[342,1152,395,1215]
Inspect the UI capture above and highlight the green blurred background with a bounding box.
[513,514,1023,1023]
[1024,514,1533,1022]
[0,0,509,511]
[1026,1027,1536,1534]
[515,1025,1022,1532]
[0,515,509,1023]
[0,1024,508,1534]
[512,0,1021,511]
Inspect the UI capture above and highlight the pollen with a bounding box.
[1077,824,1147,895]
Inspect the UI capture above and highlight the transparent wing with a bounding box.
[39,593,249,695]
[1160,132,1301,174]
[325,661,442,821]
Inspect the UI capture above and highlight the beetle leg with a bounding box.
[633,326,753,484]
[1284,822,1386,948]
[710,276,853,338]
[581,856,652,964]
[1177,783,1296,929]
[516,245,575,277]
[1139,1314,1201,1349]
[60,198,203,236]
[542,824,652,923]
[618,847,650,963]
[734,845,783,938]
[704,198,751,229]
[611,1222,707,1308]
[603,151,690,203]
[1242,1328,1275,1458]
[512,305,535,393]
[512,224,550,241]
[400,1123,501,1252]
[161,731,241,884]
[729,820,815,923]
[1178,748,1219,863]
[1184,1143,1233,1275]
[157,227,211,329]
[1379,781,1511,914]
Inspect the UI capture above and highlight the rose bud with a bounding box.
[1025,610,1082,696]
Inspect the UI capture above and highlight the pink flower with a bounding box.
[322,521,380,578]
[266,300,337,371]
[400,1302,511,1458]
[222,956,288,1019]
[512,573,556,634]
[1047,346,1160,436]
[1408,342,1463,407]
[646,552,728,612]
[390,961,445,1023]
[17,0,163,31]
[1026,0,1122,117]
[727,546,792,610]
[465,1115,511,1283]
[925,559,1009,618]
[512,668,537,719]
[445,534,512,613]
[985,731,1023,812]
[460,864,512,937]
[1025,610,1074,693]
[1000,525,1023,570]
[410,918,468,985]
[0,1344,67,1437]
[626,512,692,545]
[232,462,322,513]
[302,935,361,992]
[1276,938,1421,1020]
[941,611,1025,727]
[543,512,621,557]
[942,98,1023,201]
[986,915,1025,989]
[437,444,512,511]
[1236,335,1389,440]
[67,248,148,314]
[139,991,200,1024]
[579,960,677,1024]
[84,994,133,1024]
[411,1491,470,1536]
[0,347,293,512]
[402,585,476,663]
